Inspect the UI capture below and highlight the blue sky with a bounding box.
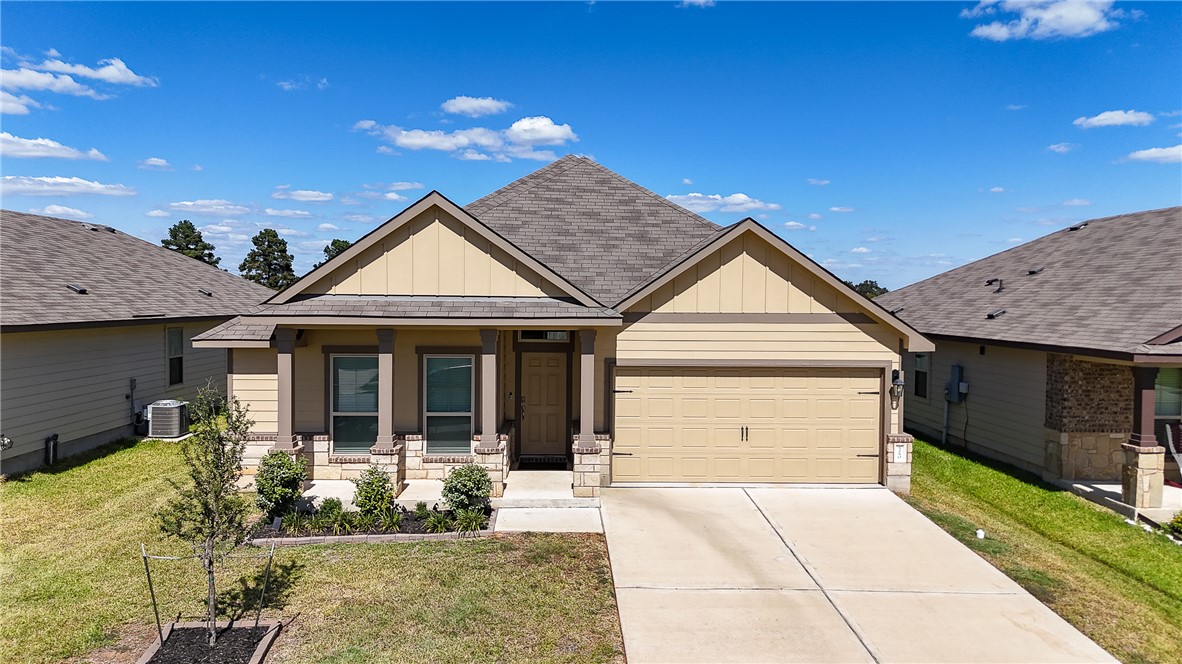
[2,1,1179,288]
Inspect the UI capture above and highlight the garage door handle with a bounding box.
[611,451,633,456]
[613,389,633,394]
[856,454,880,458]
[858,391,880,395]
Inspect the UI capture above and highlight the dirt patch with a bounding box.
[146,626,271,664]
[69,623,157,664]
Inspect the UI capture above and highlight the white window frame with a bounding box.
[517,330,570,343]
[166,327,185,387]
[423,353,475,455]
[330,353,379,455]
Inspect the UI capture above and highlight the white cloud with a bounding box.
[146,209,169,218]
[665,192,782,213]
[784,221,816,231]
[1006,104,1027,111]
[806,178,830,186]
[0,67,105,98]
[682,178,693,185]
[457,148,492,161]
[364,181,424,191]
[989,186,1005,193]
[343,214,375,223]
[829,206,855,213]
[383,192,408,201]
[29,204,92,219]
[264,208,312,218]
[356,115,577,162]
[1047,142,1075,153]
[807,212,823,220]
[32,57,156,86]
[441,96,513,117]
[505,116,577,146]
[1,175,134,196]
[678,0,715,7]
[272,185,333,202]
[1007,237,1024,243]
[0,90,44,114]
[191,164,203,171]
[1124,144,1182,164]
[1062,198,1091,206]
[138,156,172,171]
[376,145,397,155]
[1073,109,1154,128]
[318,78,329,90]
[277,80,302,91]
[0,132,107,160]
[964,0,1125,41]
[169,199,249,215]
[269,225,309,237]
[317,223,339,232]
[865,236,890,242]
[850,247,871,254]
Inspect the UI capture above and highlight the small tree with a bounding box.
[162,219,220,267]
[157,385,253,646]
[844,279,889,299]
[313,238,352,268]
[239,229,297,290]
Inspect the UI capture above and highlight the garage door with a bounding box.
[613,367,883,483]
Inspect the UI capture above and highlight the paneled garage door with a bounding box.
[613,367,883,483]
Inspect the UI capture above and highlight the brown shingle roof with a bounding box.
[0,210,274,329]
[466,155,722,305]
[241,295,620,320]
[876,207,1182,357]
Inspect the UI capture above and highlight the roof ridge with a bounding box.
[466,155,584,213]
[568,157,721,231]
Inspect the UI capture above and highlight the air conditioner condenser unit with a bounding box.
[148,400,189,438]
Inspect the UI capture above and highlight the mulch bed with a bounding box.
[146,626,271,664]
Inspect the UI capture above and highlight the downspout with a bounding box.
[942,387,950,446]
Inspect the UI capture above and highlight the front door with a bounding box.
[520,352,567,457]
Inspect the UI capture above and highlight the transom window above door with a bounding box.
[424,355,474,454]
[332,355,378,455]
[518,330,569,342]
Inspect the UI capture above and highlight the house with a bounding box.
[877,207,1181,514]
[194,156,932,497]
[0,210,275,474]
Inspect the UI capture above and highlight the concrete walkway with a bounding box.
[601,487,1115,664]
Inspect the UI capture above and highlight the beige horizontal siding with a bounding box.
[231,348,278,432]
[1,321,228,462]
[902,341,1047,470]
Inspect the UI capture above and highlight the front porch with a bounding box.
[300,469,602,510]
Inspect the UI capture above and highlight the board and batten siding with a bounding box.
[303,208,566,298]
[617,231,906,432]
[0,321,228,470]
[902,340,1048,472]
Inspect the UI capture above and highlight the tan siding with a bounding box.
[902,341,1047,470]
[302,209,566,298]
[232,348,278,432]
[1,321,229,461]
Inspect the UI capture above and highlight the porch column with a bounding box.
[1122,366,1164,509]
[579,329,597,445]
[375,329,396,449]
[477,329,499,449]
[273,328,298,450]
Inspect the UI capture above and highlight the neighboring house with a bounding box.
[878,207,1181,513]
[194,156,932,497]
[0,210,274,474]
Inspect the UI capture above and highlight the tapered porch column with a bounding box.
[477,329,499,449]
[1123,366,1164,509]
[579,329,597,445]
[273,328,299,450]
[375,329,397,449]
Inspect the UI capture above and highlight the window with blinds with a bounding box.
[424,355,474,455]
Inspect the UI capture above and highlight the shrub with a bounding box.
[351,464,395,516]
[254,450,307,517]
[425,511,452,534]
[1164,512,1182,538]
[413,501,430,521]
[318,497,344,519]
[280,511,307,536]
[442,464,492,512]
[377,506,402,533]
[353,512,377,533]
[453,508,488,534]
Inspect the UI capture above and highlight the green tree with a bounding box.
[844,279,889,299]
[313,238,352,268]
[161,219,220,267]
[156,384,253,646]
[239,228,296,289]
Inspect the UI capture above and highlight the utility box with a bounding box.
[148,400,189,438]
[946,365,966,404]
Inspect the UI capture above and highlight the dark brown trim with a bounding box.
[615,358,895,368]
[923,332,1154,364]
[620,312,875,324]
[1146,324,1182,346]
[1130,366,1160,447]
[1,314,234,334]
[604,357,617,439]
[237,315,622,327]
[415,346,482,449]
[1131,354,1182,366]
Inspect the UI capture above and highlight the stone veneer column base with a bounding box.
[475,436,509,498]
[573,434,612,498]
[1043,428,1127,482]
[1121,444,1165,509]
[885,433,913,495]
[369,443,406,495]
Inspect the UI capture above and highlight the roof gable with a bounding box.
[465,155,722,305]
[270,192,600,306]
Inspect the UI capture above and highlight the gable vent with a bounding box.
[986,309,1006,319]
[66,283,88,294]
[1027,267,1044,275]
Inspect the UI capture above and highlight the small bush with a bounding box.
[353,512,377,533]
[377,506,402,533]
[442,464,492,512]
[280,511,307,536]
[1164,512,1182,538]
[424,511,451,533]
[318,497,344,519]
[453,508,488,533]
[351,464,395,516]
[413,501,430,521]
[254,451,307,517]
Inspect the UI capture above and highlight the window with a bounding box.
[424,355,474,454]
[1155,368,1181,447]
[912,354,929,399]
[332,355,378,455]
[167,328,184,386]
[518,330,569,342]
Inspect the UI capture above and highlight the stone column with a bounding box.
[579,329,597,445]
[885,433,914,495]
[477,329,499,450]
[272,328,299,451]
[1123,366,1163,508]
[375,329,396,449]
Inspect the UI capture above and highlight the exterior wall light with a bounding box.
[890,369,905,410]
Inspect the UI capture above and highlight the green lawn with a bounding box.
[907,439,1182,664]
[0,439,623,664]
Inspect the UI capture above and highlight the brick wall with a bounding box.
[1044,354,1133,433]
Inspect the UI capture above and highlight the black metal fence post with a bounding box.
[141,543,165,646]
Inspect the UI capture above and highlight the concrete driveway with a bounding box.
[601,487,1115,663]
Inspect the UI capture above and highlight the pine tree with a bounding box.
[161,220,220,267]
[844,279,889,299]
[313,238,352,268]
[239,229,296,289]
